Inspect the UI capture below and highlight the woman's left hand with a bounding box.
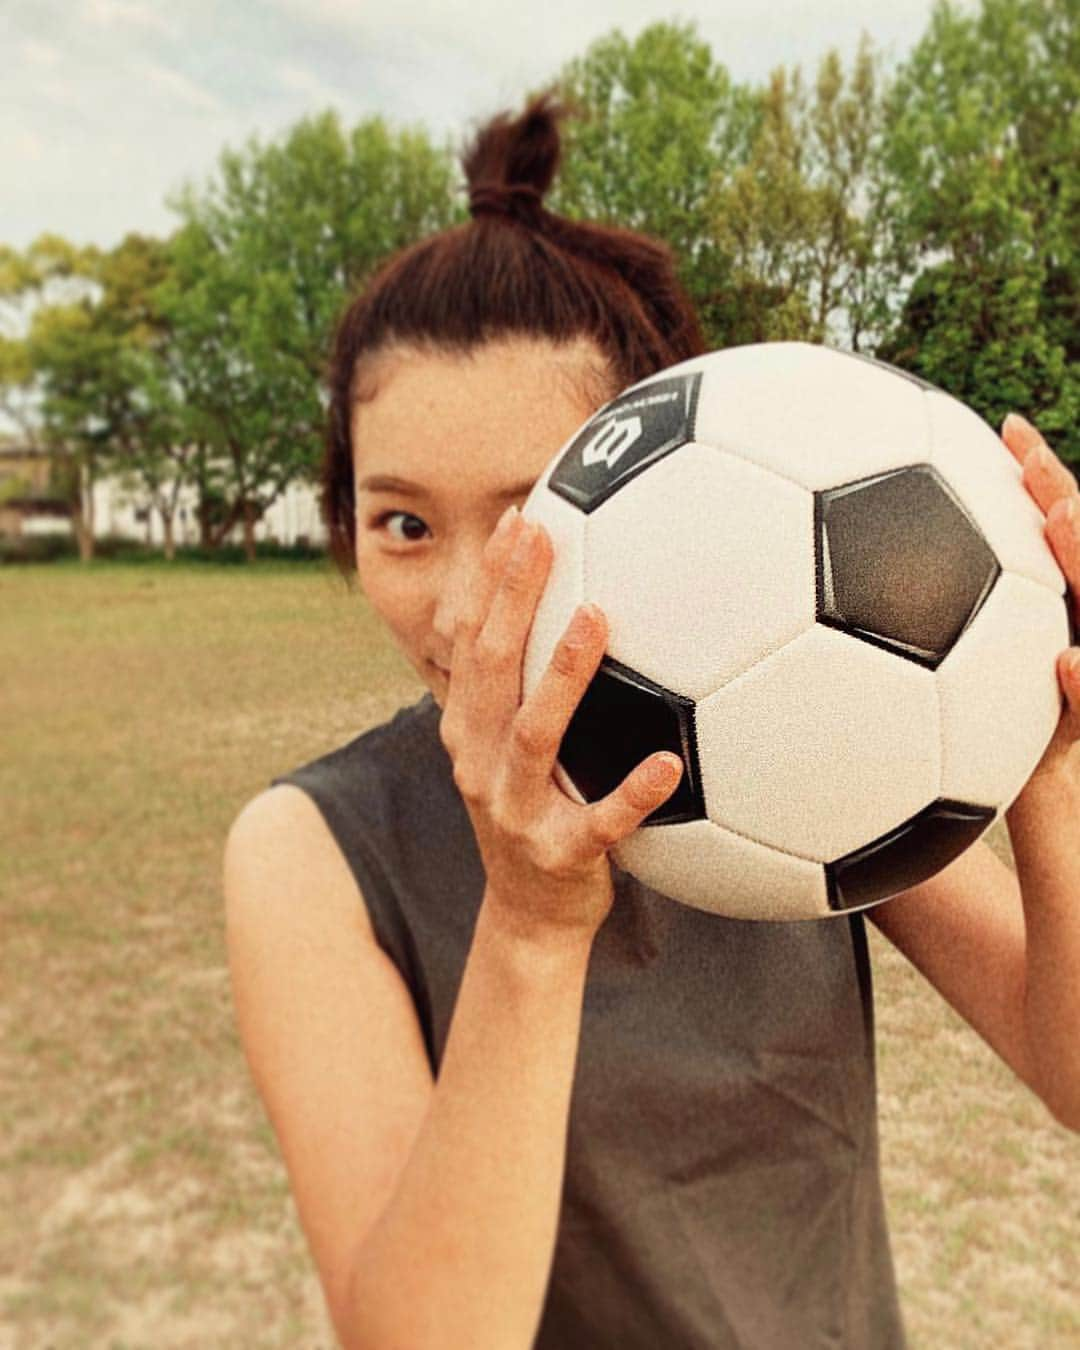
[1001,412,1080,796]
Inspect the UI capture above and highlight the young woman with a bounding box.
[223,96,1080,1349]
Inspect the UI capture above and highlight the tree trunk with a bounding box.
[198,498,214,547]
[242,499,257,563]
[74,459,95,562]
[162,510,176,561]
[72,511,94,562]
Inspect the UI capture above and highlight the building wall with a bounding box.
[0,444,328,548]
[91,476,327,547]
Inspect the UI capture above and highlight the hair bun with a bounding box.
[462,92,564,223]
[468,182,543,221]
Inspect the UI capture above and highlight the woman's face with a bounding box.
[351,336,611,707]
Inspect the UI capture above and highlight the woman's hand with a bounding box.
[438,505,683,948]
[1001,413,1080,797]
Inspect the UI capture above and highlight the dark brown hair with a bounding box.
[323,92,706,577]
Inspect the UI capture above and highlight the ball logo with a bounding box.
[549,370,702,514]
[580,415,643,471]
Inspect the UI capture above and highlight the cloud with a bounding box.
[82,0,175,36]
[7,129,46,163]
[142,61,223,114]
[20,38,62,66]
[3,0,958,250]
[278,62,341,103]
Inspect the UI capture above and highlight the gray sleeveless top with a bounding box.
[274,694,906,1349]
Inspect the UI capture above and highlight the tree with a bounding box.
[159,111,460,558]
[878,0,1079,461]
[711,41,892,349]
[552,21,754,345]
[0,236,92,449]
[26,235,174,561]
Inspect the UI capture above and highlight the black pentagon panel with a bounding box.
[558,657,705,826]
[815,463,1000,669]
[548,372,702,514]
[842,348,941,393]
[825,798,995,913]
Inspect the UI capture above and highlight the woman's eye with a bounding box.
[376,510,430,543]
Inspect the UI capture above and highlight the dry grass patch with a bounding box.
[1,563,1077,1348]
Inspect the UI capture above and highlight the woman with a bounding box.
[223,95,1080,1349]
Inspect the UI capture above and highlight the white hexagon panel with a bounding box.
[694,625,940,863]
[521,343,1074,920]
[585,441,814,701]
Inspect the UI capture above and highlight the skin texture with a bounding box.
[352,336,609,708]
[351,334,684,946]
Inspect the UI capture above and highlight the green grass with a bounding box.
[2,562,1078,1347]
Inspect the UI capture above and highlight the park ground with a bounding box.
[1,562,1078,1348]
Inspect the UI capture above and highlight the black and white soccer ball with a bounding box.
[521,343,1073,921]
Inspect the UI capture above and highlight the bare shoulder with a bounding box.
[223,783,434,1335]
[224,782,378,941]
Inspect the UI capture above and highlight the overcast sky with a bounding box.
[4,0,968,252]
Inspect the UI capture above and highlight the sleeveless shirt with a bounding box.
[273,693,907,1349]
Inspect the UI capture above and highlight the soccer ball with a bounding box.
[521,343,1074,921]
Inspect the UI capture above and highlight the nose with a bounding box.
[432,538,488,654]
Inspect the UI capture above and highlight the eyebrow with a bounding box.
[357,473,537,500]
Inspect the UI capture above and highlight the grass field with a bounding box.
[2,563,1078,1348]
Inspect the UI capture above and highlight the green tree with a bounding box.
[712,41,891,349]
[160,111,459,558]
[878,0,1079,462]
[552,21,754,345]
[26,236,171,560]
[0,236,92,449]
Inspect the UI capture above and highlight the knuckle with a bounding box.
[589,814,623,851]
[524,837,558,875]
[474,633,515,670]
[550,639,582,680]
[487,800,526,844]
[438,711,457,752]
[500,570,529,601]
[454,613,482,645]
[510,713,555,760]
[451,759,486,803]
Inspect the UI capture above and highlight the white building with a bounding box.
[1,443,328,548]
[90,474,328,548]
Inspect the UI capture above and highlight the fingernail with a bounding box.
[566,603,598,642]
[509,519,536,564]
[649,754,682,787]
[494,505,518,540]
[1004,411,1035,435]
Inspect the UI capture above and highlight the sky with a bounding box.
[3,0,968,252]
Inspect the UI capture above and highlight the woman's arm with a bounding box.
[871,413,1080,1131]
[225,785,593,1350]
[870,822,1080,1131]
[347,897,592,1350]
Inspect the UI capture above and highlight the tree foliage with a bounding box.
[552,21,754,344]
[878,0,1079,461]
[21,235,170,559]
[155,111,459,558]
[712,41,891,349]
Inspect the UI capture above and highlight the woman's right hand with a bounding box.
[438,505,684,949]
